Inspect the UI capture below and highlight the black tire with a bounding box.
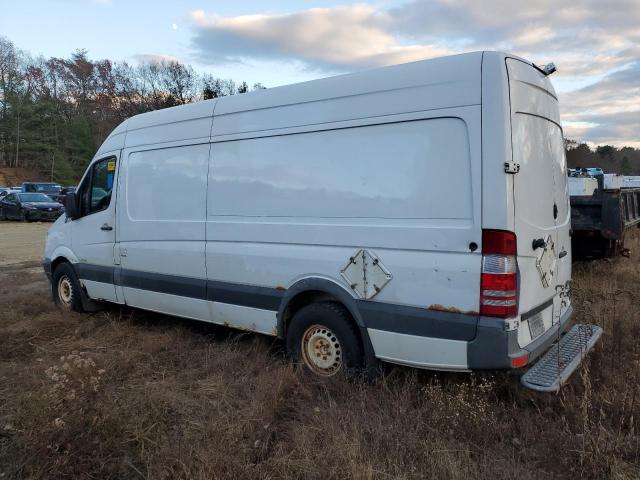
[19,210,28,222]
[52,262,85,312]
[286,302,363,377]
[0,207,5,220]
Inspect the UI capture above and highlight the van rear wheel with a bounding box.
[286,302,363,377]
[52,263,84,312]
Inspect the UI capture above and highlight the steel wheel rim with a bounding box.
[57,275,73,308]
[301,324,342,376]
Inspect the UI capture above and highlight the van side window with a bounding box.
[80,157,116,216]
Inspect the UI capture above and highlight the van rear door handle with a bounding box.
[532,238,547,250]
[101,223,113,231]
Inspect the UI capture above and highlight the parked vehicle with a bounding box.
[0,188,20,200]
[21,182,63,202]
[57,186,77,205]
[571,176,640,257]
[43,51,601,391]
[624,176,640,188]
[570,167,604,177]
[0,192,65,221]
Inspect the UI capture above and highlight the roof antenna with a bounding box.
[541,62,556,76]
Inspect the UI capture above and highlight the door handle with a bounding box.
[532,238,547,250]
[559,250,567,258]
[101,223,113,231]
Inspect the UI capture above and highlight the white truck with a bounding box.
[43,51,601,391]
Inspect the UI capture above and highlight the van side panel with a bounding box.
[210,119,473,220]
[212,54,481,139]
[116,142,210,321]
[206,106,483,369]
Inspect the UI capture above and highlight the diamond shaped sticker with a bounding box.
[340,249,392,299]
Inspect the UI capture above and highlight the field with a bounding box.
[1,223,639,479]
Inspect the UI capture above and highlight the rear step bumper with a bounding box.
[521,324,603,392]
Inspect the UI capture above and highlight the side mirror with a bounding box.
[65,192,80,219]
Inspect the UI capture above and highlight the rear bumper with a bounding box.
[467,304,573,369]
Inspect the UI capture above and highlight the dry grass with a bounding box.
[1,234,639,479]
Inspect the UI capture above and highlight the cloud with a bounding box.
[187,1,640,145]
[561,62,640,147]
[388,0,640,78]
[189,6,453,70]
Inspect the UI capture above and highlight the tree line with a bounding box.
[565,140,640,176]
[0,36,638,184]
[0,36,264,184]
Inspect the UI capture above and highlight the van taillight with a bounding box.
[480,230,518,318]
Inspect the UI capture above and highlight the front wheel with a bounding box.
[52,263,84,312]
[286,302,363,377]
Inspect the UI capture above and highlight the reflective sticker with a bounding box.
[107,160,116,172]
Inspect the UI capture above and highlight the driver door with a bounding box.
[71,152,120,303]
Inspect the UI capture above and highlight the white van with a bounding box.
[43,51,600,390]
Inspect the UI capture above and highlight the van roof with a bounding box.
[97,51,531,155]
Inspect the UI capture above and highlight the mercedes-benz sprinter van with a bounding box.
[43,52,600,390]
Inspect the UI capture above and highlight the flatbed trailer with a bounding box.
[571,187,640,257]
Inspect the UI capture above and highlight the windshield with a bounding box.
[18,193,53,203]
[24,184,61,193]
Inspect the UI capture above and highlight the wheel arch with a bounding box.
[277,277,364,338]
[50,246,79,270]
[48,250,102,313]
[277,277,378,374]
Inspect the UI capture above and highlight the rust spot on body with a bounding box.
[429,303,462,313]
[428,304,478,316]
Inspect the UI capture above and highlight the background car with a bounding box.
[0,188,21,200]
[21,182,63,202]
[0,192,65,221]
[58,186,77,205]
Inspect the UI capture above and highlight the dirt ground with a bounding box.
[0,228,639,479]
[0,222,50,268]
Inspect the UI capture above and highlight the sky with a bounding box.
[1,0,639,147]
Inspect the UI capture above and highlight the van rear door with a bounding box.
[507,58,572,347]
